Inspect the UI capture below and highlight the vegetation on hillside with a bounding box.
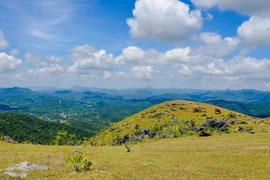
[0,112,91,145]
[94,100,269,146]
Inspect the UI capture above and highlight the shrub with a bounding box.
[66,153,92,172]
[84,137,97,146]
[226,112,237,119]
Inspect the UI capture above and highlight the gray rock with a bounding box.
[3,136,16,143]
[6,161,48,171]
[141,128,150,135]
[4,171,27,178]
[199,131,211,137]
[248,130,255,134]
[148,132,156,138]
[236,126,243,132]
[199,119,229,130]
[169,117,179,124]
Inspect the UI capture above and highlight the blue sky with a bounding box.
[0,0,270,90]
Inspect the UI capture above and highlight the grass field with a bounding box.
[1,132,269,180]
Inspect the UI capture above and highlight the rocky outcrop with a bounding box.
[3,136,16,143]
[115,128,156,145]
[4,161,48,179]
[4,172,27,178]
[198,119,229,130]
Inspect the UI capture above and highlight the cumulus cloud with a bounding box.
[10,49,20,56]
[3,43,270,90]
[131,66,155,80]
[162,47,194,64]
[116,46,207,66]
[35,64,65,76]
[45,55,63,64]
[0,53,22,74]
[0,30,9,49]
[191,0,270,16]
[197,32,240,57]
[127,0,202,42]
[24,52,42,66]
[116,46,160,65]
[68,45,115,74]
[237,17,270,48]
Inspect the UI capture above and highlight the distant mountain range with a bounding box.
[1,87,270,131]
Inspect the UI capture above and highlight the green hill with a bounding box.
[95,100,270,145]
[0,112,91,145]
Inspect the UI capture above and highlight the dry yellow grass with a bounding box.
[95,100,268,144]
[1,132,270,180]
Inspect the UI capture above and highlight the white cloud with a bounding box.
[0,30,9,49]
[116,46,160,65]
[68,45,115,74]
[127,0,202,42]
[191,0,270,16]
[24,52,42,66]
[2,43,270,90]
[10,49,20,56]
[0,53,22,74]
[162,47,193,64]
[36,64,65,76]
[45,55,63,64]
[197,32,240,57]
[237,17,270,48]
[131,66,155,80]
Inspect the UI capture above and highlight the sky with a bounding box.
[0,0,270,90]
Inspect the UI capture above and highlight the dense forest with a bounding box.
[0,112,91,145]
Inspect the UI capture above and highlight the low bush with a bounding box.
[66,153,92,172]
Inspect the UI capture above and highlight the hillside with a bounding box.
[95,100,270,145]
[0,112,91,145]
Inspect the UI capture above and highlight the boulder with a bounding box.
[3,136,16,143]
[236,126,243,132]
[240,121,248,124]
[5,161,48,171]
[199,119,229,130]
[199,131,211,137]
[148,132,156,138]
[141,128,150,135]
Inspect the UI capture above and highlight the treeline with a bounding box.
[0,112,92,145]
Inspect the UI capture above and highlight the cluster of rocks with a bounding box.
[196,119,230,137]
[236,126,255,134]
[115,128,156,145]
[4,161,48,178]
[197,119,229,131]
[228,120,248,125]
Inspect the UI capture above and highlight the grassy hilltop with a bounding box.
[95,100,269,145]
